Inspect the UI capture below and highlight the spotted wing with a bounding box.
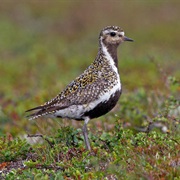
[26,71,109,119]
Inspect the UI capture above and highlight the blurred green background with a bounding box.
[0,1,179,136]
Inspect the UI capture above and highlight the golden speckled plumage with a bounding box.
[26,26,133,150]
[27,52,118,119]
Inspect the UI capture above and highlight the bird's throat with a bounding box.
[100,41,118,69]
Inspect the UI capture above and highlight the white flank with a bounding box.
[54,41,121,120]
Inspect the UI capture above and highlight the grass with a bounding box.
[0,1,180,179]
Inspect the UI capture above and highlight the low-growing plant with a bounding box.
[0,136,30,162]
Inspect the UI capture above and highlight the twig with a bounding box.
[27,134,54,148]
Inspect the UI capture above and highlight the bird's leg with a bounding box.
[82,118,91,151]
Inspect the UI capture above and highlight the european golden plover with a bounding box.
[26,26,133,151]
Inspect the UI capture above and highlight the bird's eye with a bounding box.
[110,32,116,37]
[119,34,123,37]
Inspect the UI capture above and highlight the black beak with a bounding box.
[123,36,134,42]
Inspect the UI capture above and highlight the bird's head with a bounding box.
[99,26,133,48]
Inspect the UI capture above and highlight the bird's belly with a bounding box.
[83,89,121,119]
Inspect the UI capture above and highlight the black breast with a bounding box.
[83,89,121,119]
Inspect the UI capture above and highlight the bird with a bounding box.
[26,26,133,151]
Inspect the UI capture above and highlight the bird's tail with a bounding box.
[25,104,66,120]
[25,105,45,120]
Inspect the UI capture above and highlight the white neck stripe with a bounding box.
[100,40,119,75]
